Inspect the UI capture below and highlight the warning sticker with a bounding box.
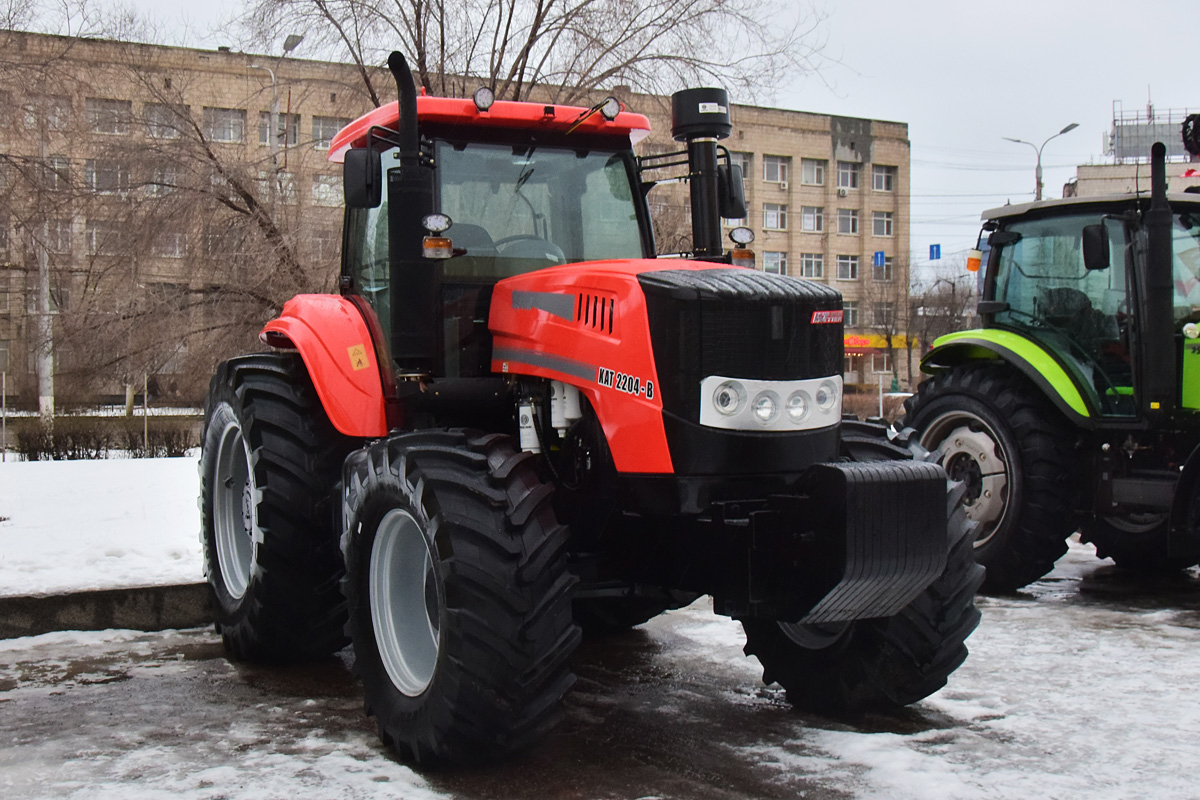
[348,344,369,371]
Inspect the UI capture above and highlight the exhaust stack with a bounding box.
[671,88,732,259]
[1143,141,1175,416]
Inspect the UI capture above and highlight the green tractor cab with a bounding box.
[906,132,1200,592]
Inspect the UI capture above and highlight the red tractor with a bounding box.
[199,52,983,766]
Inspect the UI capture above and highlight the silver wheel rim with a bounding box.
[369,509,440,696]
[778,620,851,649]
[920,410,1010,549]
[212,418,256,599]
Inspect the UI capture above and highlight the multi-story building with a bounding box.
[0,30,911,405]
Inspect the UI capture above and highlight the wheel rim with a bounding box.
[369,509,441,696]
[212,418,256,599]
[920,411,1010,549]
[777,620,851,649]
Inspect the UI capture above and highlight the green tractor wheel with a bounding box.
[903,364,1079,592]
[1082,513,1200,573]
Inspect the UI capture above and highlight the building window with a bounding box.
[763,155,789,184]
[203,107,246,143]
[259,112,300,146]
[873,165,897,192]
[800,158,825,186]
[873,211,894,237]
[145,103,184,139]
[837,208,859,235]
[837,161,860,189]
[762,251,787,274]
[873,302,895,328]
[0,342,8,372]
[24,95,71,131]
[800,205,823,232]
[874,256,894,282]
[872,353,892,373]
[84,159,130,195]
[85,219,122,256]
[152,229,187,258]
[843,300,859,327]
[799,253,823,278]
[0,216,8,258]
[312,115,352,149]
[837,255,859,280]
[147,164,178,197]
[312,174,343,207]
[43,156,70,191]
[763,203,788,230]
[257,170,297,204]
[311,228,340,263]
[46,218,73,254]
[86,98,132,134]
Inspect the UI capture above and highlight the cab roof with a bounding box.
[328,94,651,163]
[982,191,1200,220]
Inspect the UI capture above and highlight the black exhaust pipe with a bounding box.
[1143,141,1175,416]
[671,88,732,260]
[386,51,436,374]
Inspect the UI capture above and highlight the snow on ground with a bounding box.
[0,457,203,596]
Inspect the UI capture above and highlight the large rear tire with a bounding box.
[1082,513,1199,572]
[199,354,356,661]
[740,424,985,712]
[902,364,1078,592]
[341,429,580,767]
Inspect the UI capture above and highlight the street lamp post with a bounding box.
[1004,122,1079,201]
[249,36,303,202]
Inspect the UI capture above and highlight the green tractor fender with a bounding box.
[920,329,1093,427]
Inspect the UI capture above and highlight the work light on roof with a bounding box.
[600,97,621,121]
[473,87,495,112]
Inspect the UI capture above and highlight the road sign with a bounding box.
[930,244,941,260]
[873,251,885,267]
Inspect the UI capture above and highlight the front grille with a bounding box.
[639,268,843,421]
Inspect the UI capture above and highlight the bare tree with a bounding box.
[907,259,979,383]
[237,0,827,106]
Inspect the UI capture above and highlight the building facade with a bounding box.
[0,30,911,405]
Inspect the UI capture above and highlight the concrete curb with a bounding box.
[0,583,215,639]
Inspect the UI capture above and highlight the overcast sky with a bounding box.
[130,0,1196,274]
[779,0,1198,271]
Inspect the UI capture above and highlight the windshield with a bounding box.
[435,141,645,278]
[991,211,1134,416]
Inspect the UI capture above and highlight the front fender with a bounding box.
[260,294,389,438]
[921,329,1092,425]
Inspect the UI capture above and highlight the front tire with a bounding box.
[199,354,355,661]
[902,364,1078,592]
[741,424,985,712]
[341,430,580,767]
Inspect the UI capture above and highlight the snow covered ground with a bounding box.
[2,456,1200,798]
[0,456,203,597]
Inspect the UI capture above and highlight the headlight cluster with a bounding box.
[700,375,842,431]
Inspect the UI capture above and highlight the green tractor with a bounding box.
[904,120,1200,592]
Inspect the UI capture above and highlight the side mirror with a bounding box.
[1082,223,1110,270]
[718,163,747,220]
[344,148,382,208]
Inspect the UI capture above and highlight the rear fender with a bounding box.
[921,329,1092,426]
[260,294,389,438]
